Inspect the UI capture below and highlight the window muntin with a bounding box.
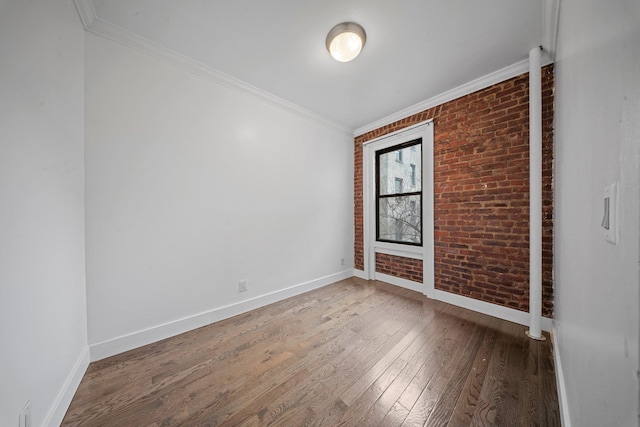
[376,139,422,246]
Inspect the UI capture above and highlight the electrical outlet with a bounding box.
[19,400,31,427]
[239,279,248,293]
[340,258,345,267]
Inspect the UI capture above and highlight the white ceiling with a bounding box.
[88,0,548,131]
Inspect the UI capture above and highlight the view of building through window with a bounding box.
[376,139,422,245]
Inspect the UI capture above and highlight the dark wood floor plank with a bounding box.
[401,311,485,426]
[61,278,560,427]
[424,316,494,426]
[539,336,561,427]
[470,320,524,427]
[378,401,411,427]
[244,301,418,425]
[340,315,434,407]
[446,316,501,427]
[497,322,528,424]
[336,354,409,426]
[174,282,412,425]
[288,311,419,423]
[517,333,540,426]
[178,321,353,423]
[358,302,466,427]
[397,308,479,424]
[336,306,446,426]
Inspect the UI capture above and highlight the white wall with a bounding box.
[554,0,640,425]
[85,33,354,357]
[0,1,88,426]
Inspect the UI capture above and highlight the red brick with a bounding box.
[354,65,554,317]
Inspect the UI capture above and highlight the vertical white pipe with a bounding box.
[526,46,545,340]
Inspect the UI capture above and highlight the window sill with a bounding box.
[373,241,423,260]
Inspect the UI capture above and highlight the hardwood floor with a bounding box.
[62,278,560,426]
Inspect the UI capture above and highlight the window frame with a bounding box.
[361,119,434,296]
[375,138,423,246]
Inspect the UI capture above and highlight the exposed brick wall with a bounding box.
[354,140,364,271]
[354,66,554,317]
[375,253,423,283]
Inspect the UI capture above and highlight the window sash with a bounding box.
[375,138,423,246]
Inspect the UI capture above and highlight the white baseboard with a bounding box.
[90,270,353,361]
[353,269,368,280]
[375,272,425,294]
[433,289,553,331]
[551,326,571,427]
[357,273,552,332]
[90,311,212,362]
[44,346,90,427]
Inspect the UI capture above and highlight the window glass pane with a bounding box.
[379,145,422,195]
[378,195,422,244]
[394,177,403,193]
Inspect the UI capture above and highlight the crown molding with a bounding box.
[73,0,97,29]
[75,0,559,138]
[542,0,561,62]
[72,1,351,135]
[355,1,559,137]
[355,57,553,137]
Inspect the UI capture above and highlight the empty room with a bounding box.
[1,0,638,426]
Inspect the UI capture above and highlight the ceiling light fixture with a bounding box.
[326,22,366,62]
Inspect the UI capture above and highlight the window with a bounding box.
[395,150,403,163]
[395,218,403,241]
[376,139,422,245]
[362,120,433,289]
[394,177,403,193]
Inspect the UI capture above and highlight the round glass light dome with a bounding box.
[326,22,366,62]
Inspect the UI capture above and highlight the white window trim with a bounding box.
[362,120,435,297]
[374,245,423,260]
